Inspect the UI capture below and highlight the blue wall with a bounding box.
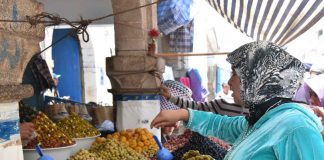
[52,29,83,102]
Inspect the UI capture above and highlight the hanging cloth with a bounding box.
[187,69,209,102]
[179,77,191,89]
[205,0,324,46]
[30,54,55,92]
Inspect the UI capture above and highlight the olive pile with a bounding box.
[208,136,230,150]
[182,150,213,160]
[25,112,75,149]
[69,149,101,160]
[19,102,38,122]
[164,130,192,152]
[57,112,100,138]
[89,138,147,160]
[172,132,227,160]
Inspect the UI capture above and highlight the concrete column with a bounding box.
[108,0,163,137]
[0,0,44,159]
[108,0,163,90]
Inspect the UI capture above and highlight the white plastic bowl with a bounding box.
[23,144,76,160]
[71,134,100,155]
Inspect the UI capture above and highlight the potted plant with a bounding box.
[147,28,160,56]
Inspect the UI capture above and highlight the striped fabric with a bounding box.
[206,0,324,46]
[30,54,56,92]
[169,95,249,116]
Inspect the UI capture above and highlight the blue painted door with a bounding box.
[52,29,83,102]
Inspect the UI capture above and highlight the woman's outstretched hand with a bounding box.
[160,84,171,99]
[311,106,324,120]
[151,109,189,129]
[20,122,35,141]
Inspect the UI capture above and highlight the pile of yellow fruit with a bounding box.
[106,128,158,157]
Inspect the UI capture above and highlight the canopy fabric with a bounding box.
[206,0,324,46]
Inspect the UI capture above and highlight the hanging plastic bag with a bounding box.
[52,103,69,122]
[158,0,194,35]
[78,105,92,122]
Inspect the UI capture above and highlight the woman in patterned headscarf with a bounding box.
[160,80,249,116]
[294,74,324,107]
[160,80,193,110]
[151,41,324,159]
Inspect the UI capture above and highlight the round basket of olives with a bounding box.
[23,112,76,160]
[57,113,100,154]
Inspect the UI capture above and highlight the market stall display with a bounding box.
[107,128,158,157]
[20,101,228,160]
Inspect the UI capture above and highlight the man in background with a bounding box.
[52,73,61,97]
[216,82,234,103]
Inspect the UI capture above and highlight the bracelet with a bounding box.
[183,108,193,128]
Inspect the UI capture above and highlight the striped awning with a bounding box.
[206,0,324,46]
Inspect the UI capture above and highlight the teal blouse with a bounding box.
[185,103,324,160]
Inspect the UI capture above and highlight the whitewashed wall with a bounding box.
[80,25,115,105]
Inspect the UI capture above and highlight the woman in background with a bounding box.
[294,74,324,107]
[160,81,249,116]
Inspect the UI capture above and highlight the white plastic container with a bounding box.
[71,134,100,155]
[116,94,161,140]
[23,144,76,160]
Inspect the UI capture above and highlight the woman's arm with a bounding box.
[169,95,246,115]
[161,83,247,115]
[151,109,247,144]
[185,109,247,144]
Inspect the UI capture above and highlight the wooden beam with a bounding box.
[155,52,230,57]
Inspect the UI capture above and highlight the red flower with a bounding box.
[148,28,160,38]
